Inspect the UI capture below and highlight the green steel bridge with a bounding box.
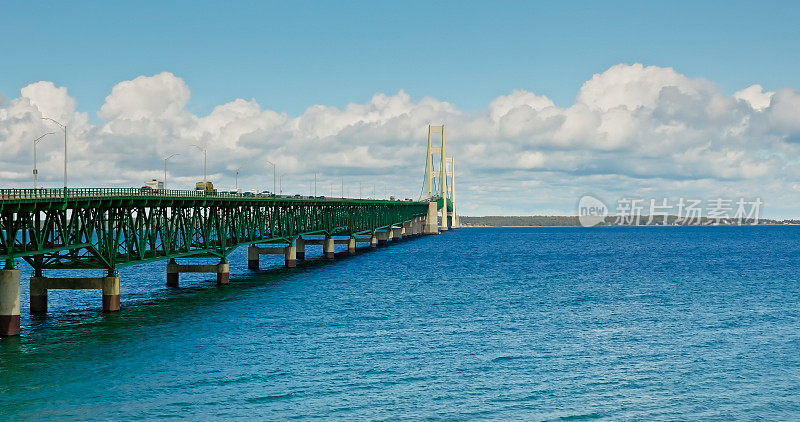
[0,188,431,272]
[0,188,437,336]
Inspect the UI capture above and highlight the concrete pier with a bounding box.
[348,237,357,254]
[284,245,297,267]
[0,266,21,337]
[370,235,378,247]
[248,245,294,269]
[167,259,230,286]
[29,275,120,313]
[324,236,335,259]
[424,201,439,234]
[376,230,391,246]
[392,227,403,241]
[296,238,305,260]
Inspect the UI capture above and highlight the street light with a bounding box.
[190,144,207,188]
[33,132,55,189]
[279,173,286,195]
[265,160,276,195]
[40,117,67,192]
[235,168,240,192]
[164,153,180,190]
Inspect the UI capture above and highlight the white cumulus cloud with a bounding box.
[2,63,800,217]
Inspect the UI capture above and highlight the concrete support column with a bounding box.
[424,201,439,234]
[30,276,47,314]
[323,236,335,259]
[0,267,21,337]
[101,276,120,312]
[296,238,306,260]
[370,235,378,248]
[376,230,390,246]
[348,237,357,254]
[247,246,260,270]
[216,262,230,286]
[284,246,297,268]
[403,221,412,237]
[392,227,402,241]
[166,258,179,287]
[168,259,230,286]
[29,275,121,314]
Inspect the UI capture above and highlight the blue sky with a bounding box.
[2,1,799,119]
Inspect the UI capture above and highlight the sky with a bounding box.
[2,1,800,217]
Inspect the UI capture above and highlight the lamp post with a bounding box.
[235,168,240,192]
[265,160,276,195]
[279,173,286,195]
[33,132,55,189]
[190,144,207,189]
[40,117,67,193]
[314,171,317,197]
[164,153,180,190]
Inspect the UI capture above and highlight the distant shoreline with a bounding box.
[459,215,799,227]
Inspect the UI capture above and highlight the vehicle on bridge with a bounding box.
[195,181,216,193]
[144,179,163,190]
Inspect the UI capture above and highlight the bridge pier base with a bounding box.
[217,263,230,285]
[284,246,297,268]
[247,247,260,270]
[248,246,296,269]
[370,235,378,248]
[392,227,402,241]
[376,230,390,246]
[424,201,439,234]
[0,266,21,337]
[348,237,357,254]
[166,259,229,287]
[324,236,335,259]
[296,238,305,260]
[29,275,120,313]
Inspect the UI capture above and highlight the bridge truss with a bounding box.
[0,188,429,272]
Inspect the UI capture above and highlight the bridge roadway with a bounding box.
[0,188,440,336]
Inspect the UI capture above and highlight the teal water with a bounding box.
[1,226,800,420]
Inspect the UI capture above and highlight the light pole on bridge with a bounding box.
[266,160,276,195]
[40,117,67,193]
[164,153,180,190]
[279,173,286,195]
[32,132,55,189]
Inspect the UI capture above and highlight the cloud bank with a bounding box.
[2,63,800,217]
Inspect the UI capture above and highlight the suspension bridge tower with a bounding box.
[424,125,459,231]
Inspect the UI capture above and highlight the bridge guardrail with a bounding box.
[0,188,425,204]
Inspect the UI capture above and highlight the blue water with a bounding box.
[2,226,800,420]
